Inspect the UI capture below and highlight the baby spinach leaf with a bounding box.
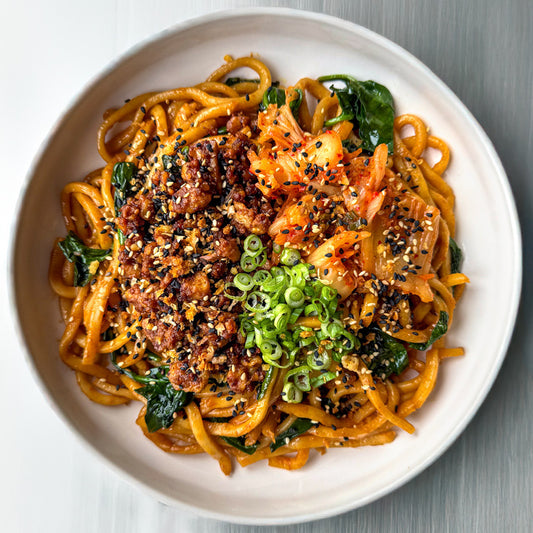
[225,77,260,86]
[161,154,175,170]
[138,378,192,433]
[288,88,303,119]
[205,417,231,423]
[110,354,192,432]
[449,237,463,274]
[342,139,360,153]
[111,161,137,215]
[360,326,409,378]
[270,417,314,452]
[329,87,357,124]
[58,232,110,286]
[221,436,259,455]
[260,86,286,111]
[409,311,449,351]
[259,87,303,118]
[318,74,395,154]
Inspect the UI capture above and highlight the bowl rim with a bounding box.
[9,6,523,525]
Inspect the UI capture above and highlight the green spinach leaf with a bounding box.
[260,86,286,111]
[205,417,231,423]
[161,154,175,170]
[318,74,395,154]
[409,311,449,351]
[110,354,192,432]
[221,436,259,455]
[138,377,192,433]
[111,161,137,215]
[449,238,463,274]
[270,417,314,452]
[360,326,409,378]
[342,139,360,153]
[259,87,303,118]
[58,232,110,287]
[288,88,303,118]
[225,77,260,86]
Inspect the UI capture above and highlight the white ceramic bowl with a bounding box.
[12,8,521,525]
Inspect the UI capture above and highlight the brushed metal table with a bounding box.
[1,0,531,531]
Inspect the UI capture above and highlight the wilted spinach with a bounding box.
[270,417,314,452]
[359,326,409,378]
[58,232,110,286]
[225,77,260,86]
[111,161,137,215]
[221,436,259,455]
[318,74,395,154]
[259,86,303,118]
[449,237,463,274]
[342,139,360,153]
[409,311,449,351]
[110,353,192,432]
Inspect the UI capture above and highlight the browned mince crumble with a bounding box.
[117,116,276,393]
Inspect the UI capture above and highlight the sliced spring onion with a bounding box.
[285,287,305,308]
[240,252,258,272]
[257,365,275,400]
[282,382,303,403]
[227,245,361,401]
[286,365,312,392]
[304,302,320,317]
[270,266,285,277]
[324,319,344,340]
[307,350,331,370]
[320,285,337,302]
[244,291,271,312]
[256,251,267,267]
[299,331,316,348]
[280,247,301,266]
[310,371,336,388]
[273,303,291,331]
[258,339,282,360]
[288,308,304,323]
[252,270,272,287]
[224,283,246,301]
[245,331,255,349]
[262,271,286,293]
[234,272,254,292]
[337,330,359,351]
[244,234,263,254]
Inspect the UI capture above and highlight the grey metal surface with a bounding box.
[3,0,532,531]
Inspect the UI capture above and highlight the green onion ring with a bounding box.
[282,382,303,403]
[280,247,301,266]
[244,291,271,312]
[234,272,255,292]
[284,287,305,308]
